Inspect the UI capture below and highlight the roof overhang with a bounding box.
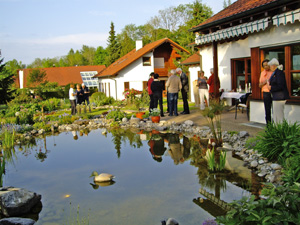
[272,7,300,26]
[190,0,297,33]
[195,17,270,45]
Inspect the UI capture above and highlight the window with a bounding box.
[264,48,285,69]
[124,82,129,91]
[143,57,151,66]
[291,45,300,96]
[80,71,99,88]
[232,58,251,92]
[261,44,300,98]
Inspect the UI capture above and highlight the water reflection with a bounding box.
[4,128,265,224]
[148,131,167,162]
[90,181,116,189]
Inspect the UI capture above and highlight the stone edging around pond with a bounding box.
[17,116,283,186]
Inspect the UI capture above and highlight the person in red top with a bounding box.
[259,59,273,124]
[147,72,155,111]
[207,68,220,100]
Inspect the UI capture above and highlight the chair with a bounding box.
[235,93,251,120]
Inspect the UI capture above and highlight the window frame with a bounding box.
[142,57,151,66]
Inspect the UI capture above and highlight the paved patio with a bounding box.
[161,107,266,137]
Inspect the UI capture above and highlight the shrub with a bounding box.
[253,120,300,165]
[106,109,125,121]
[216,183,300,225]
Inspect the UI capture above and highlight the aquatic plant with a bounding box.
[201,100,225,147]
[205,147,226,172]
[63,203,90,225]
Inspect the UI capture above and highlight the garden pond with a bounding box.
[4,128,264,225]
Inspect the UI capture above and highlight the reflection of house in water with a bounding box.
[192,149,264,217]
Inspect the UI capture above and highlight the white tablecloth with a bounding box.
[220,92,247,100]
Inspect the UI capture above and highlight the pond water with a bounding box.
[4,128,263,225]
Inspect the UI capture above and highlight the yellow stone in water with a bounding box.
[63,194,71,198]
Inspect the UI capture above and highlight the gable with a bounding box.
[94,38,190,78]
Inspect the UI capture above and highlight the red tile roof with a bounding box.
[18,65,106,88]
[181,53,201,65]
[192,0,277,31]
[94,38,190,78]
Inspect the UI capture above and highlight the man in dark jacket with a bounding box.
[151,73,164,117]
[176,68,190,114]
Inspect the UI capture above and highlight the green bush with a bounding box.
[216,183,300,225]
[253,120,300,165]
[106,109,125,121]
[282,156,300,185]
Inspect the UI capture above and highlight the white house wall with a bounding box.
[199,21,300,124]
[99,53,154,100]
[200,39,250,106]
[248,22,300,49]
[188,65,201,103]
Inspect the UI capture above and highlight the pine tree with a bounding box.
[0,56,16,104]
[105,22,121,66]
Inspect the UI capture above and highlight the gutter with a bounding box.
[189,0,296,33]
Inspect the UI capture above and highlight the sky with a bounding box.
[0,0,232,65]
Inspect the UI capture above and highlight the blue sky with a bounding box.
[0,0,232,65]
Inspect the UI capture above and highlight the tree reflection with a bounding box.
[109,128,144,158]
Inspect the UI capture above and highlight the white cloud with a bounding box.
[1,32,109,64]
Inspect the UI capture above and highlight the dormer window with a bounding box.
[143,57,151,66]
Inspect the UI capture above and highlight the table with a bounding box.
[220,92,247,100]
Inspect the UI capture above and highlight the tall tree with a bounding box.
[81,45,96,65]
[174,0,213,49]
[223,0,232,9]
[27,68,47,87]
[0,56,16,104]
[105,22,121,66]
[5,59,24,75]
[94,46,108,65]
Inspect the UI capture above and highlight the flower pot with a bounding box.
[136,112,145,119]
[151,116,160,123]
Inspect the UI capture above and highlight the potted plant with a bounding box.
[150,108,161,123]
[134,97,145,119]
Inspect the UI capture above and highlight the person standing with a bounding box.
[207,68,220,100]
[267,58,289,124]
[198,70,209,110]
[151,73,164,117]
[166,70,172,113]
[81,83,90,105]
[75,84,84,105]
[259,59,273,124]
[69,84,77,115]
[193,73,200,107]
[166,70,182,116]
[147,72,155,111]
[176,68,190,114]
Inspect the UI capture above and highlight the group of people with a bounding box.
[193,69,220,110]
[259,58,289,124]
[147,67,221,117]
[69,83,90,115]
[147,68,191,117]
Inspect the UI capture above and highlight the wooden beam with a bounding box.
[213,41,218,97]
[250,47,261,100]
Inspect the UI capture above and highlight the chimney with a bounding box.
[136,40,143,51]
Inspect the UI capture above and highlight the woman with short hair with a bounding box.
[267,58,289,123]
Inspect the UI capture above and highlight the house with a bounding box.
[93,38,190,100]
[16,65,106,89]
[190,0,300,124]
[181,52,201,103]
